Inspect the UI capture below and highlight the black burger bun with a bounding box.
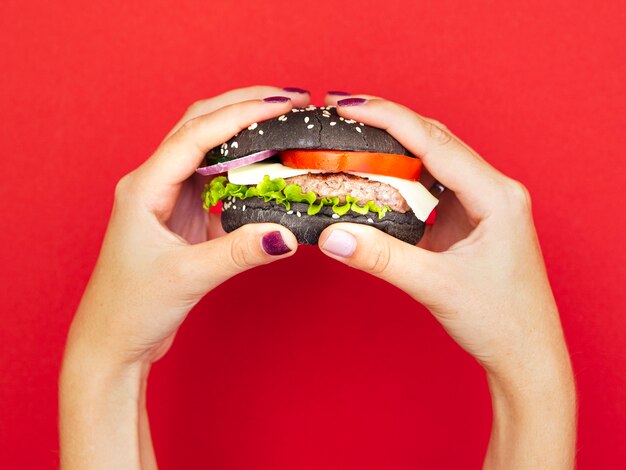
[204,106,413,165]
[221,197,425,245]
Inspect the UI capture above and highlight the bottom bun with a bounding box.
[221,197,425,245]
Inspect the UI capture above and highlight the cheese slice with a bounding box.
[227,162,439,221]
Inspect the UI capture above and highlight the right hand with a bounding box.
[318,95,571,385]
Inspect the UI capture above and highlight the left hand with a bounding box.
[65,86,310,368]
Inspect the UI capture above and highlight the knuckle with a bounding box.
[503,179,532,212]
[424,119,452,145]
[114,172,136,202]
[427,118,449,131]
[186,99,208,114]
[362,241,392,276]
[229,235,256,271]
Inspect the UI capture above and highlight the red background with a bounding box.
[1,1,624,468]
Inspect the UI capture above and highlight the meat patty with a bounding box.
[284,172,410,212]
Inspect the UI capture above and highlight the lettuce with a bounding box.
[202,176,391,219]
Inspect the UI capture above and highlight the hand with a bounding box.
[319,94,576,469]
[64,86,310,369]
[60,86,312,469]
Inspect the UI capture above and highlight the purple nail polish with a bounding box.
[327,90,351,96]
[337,97,368,107]
[261,231,292,256]
[263,96,291,103]
[283,87,310,94]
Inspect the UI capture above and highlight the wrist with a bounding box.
[64,308,154,374]
[485,337,575,403]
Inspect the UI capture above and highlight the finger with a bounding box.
[136,98,294,201]
[326,93,483,160]
[166,85,311,138]
[207,213,227,240]
[419,167,436,190]
[323,92,381,107]
[164,173,209,244]
[181,223,297,291]
[318,223,444,302]
[335,98,509,220]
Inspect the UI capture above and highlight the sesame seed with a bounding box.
[291,109,298,113]
[345,119,355,124]
[339,117,345,121]
[359,122,364,126]
[330,121,337,126]
[356,127,362,133]
[304,116,309,123]
[287,210,294,215]
[331,213,340,219]
[224,149,229,155]
[258,130,264,135]
[248,122,258,130]
[242,205,246,211]
[278,114,286,121]
[231,141,238,148]
[232,205,236,210]
[307,124,314,129]
[221,143,227,149]
[296,211,302,217]
[367,218,373,223]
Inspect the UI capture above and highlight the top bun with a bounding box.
[203,106,413,166]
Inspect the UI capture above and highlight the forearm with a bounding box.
[59,347,149,469]
[483,347,577,470]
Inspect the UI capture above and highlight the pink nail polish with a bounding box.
[321,230,356,257]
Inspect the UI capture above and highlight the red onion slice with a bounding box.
[196,150,278,176]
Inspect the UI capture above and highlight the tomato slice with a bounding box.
[280,150,422,181]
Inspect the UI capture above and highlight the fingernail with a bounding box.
[321,230,356,257]
[261,231,292,256]
[337,97,368,107]
[283,87,310,94]
[263,95,291,103]
[327,90,351,96]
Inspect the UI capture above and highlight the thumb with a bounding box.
[318,223,443,302]
[182,223,297,291]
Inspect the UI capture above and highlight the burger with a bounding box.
[198,106,439,245]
